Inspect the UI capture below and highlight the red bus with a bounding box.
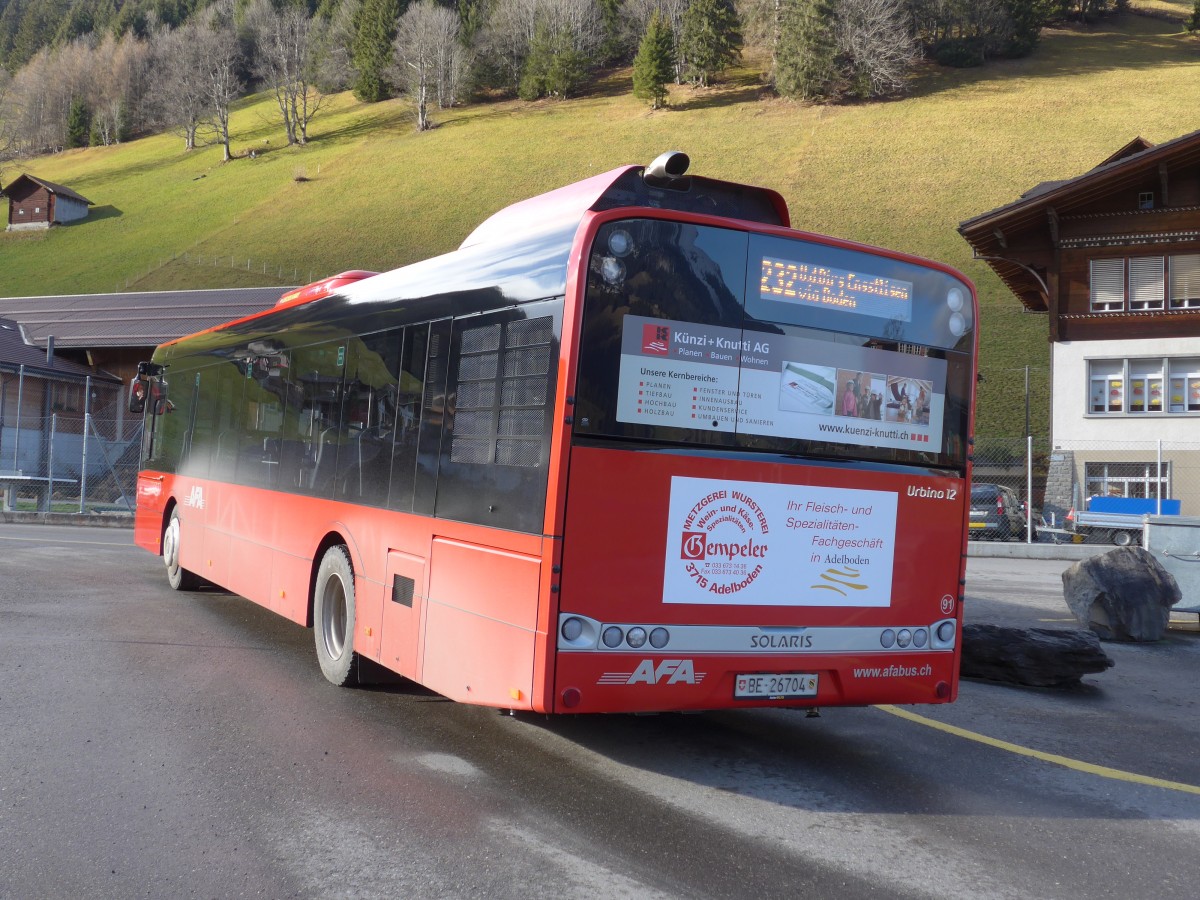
[132,152,976,714]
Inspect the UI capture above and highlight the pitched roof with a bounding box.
[0,317,106,379]
[4,173,94,206]
[958,129,1200,311]
[0,286,290,350]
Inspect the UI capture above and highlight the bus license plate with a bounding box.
[734,673,818,699]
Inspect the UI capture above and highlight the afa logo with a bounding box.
[642,324,670,356]
[183,485,205,509]
[628,659,700,685]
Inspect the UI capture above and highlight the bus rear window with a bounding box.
[573,218,972,469]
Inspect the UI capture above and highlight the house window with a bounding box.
[1127,360,1163,413]
[1168,357,1200,412]
[1089,258,1125,311]
[1138,192,1154,210]
[1169,254,1200,309]
[1085,461,1170,500]
[1088,357,1200,415]
[1088,359,1124,413]
[1128,257,1164,310]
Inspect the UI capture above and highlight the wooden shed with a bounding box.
[5,174,93,231]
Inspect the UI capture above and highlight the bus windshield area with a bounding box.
[573,218,973,469]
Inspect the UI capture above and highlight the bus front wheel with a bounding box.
[164,507,201,591]
[314,545,358,686]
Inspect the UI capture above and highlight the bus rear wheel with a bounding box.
[314,545,358,686]
[164,507,201,591]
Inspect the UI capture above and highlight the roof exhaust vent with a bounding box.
[644,151,691,189]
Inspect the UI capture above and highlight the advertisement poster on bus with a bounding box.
[616,315,947,453]
[663,476,898,607]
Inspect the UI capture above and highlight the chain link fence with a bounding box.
[972,436,1200,544]
[0,378,141,516]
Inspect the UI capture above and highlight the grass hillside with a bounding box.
[2,14,1198,441]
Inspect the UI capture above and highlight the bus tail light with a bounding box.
[561,616,585,642]
[276,270,378,306]
[561,688,581,709]
[933,619,956,648]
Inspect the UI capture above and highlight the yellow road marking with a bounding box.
[0,535,132,547]
[878,704,1200,796]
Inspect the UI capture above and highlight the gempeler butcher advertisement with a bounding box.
[663,476,898,607]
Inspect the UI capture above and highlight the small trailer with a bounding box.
[1066,496,1181,546]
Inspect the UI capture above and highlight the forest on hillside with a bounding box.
[0,0,1138,164]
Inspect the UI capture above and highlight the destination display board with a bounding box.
[759,256,913,323]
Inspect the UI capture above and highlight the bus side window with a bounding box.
[334,329,402,506]
[433,308,557,533]
[278,341,344,497]
[210,362,247,483]
[237,351,288,490]
[412,320,450,517]
[186,367,219,480]
[389,324,431,513]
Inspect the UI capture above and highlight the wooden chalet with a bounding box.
[960,130,1200,522]
[5,173,93,230]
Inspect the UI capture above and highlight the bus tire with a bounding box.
[314,545,358,687]
[164,506,201,591]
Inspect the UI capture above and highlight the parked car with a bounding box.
[968,483,1035,541]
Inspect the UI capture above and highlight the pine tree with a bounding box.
[773,0,838,102]
[352,0,403,102]
[632,10,674,110]
[678,0,742,88]
[520,21,590,100]
[66,97,90,149]
[1189,0,1200,31]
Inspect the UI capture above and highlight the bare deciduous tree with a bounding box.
[3,48,71,153]
[313,0,362,93]
[391,0,451,130]
[481,0,541,93]
[88,32,152,146]
[836,0,919,98]
[194,7,243,162]
[481,0,603,94]
[149,24,212,151]
[247,0,325,146]
[391,0,466,131]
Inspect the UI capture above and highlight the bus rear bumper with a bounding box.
[551,652,958,713]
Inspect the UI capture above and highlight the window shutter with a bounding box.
[1090,259,1125,311]
[1170,254,1200,309]
[1128,257,1164,310]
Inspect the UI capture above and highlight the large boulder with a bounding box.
[1061,547,1181,642]
[961,624,1114,687]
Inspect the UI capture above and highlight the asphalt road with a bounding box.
[1,524,1197,899]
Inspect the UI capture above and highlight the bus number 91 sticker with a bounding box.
[663,476,897,607]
